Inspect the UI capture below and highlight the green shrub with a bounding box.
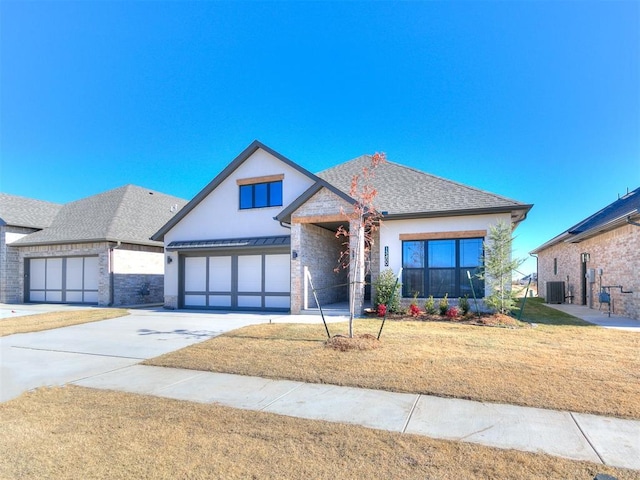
[438,293,449,316]
[424,295,436,315]
[458,295,470,315]
[373,269,401,313]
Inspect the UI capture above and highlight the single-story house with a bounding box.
[152,140,533,313]
[531,187,639,319]
[1,185,187,306]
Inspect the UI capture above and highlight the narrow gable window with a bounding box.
[237,175,284,210]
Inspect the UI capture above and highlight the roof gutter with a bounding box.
[565,212,637,243]
[381,204,533,222]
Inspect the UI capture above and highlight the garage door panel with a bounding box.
[84,291,99,303]
[46,258,63,290]
[66,257,84,290]
[45,291,62,302]
[238,255,262,291]
[209,295,232,307]
[83,257,99,290]
[209,256,231,291]
[30,259,46,290]
[30,291,46,302]
[265,254,290,293]
[185,294,207,306]
[66,291,83,303]
[265,296,290,309]
[238,295,262,308]
[184,257,207,292]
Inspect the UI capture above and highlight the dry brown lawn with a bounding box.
[146,319,640,419]
[0,308,129,337]
[1,386,637,480]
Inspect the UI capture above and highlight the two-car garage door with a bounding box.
[182,253,290,311]
[27,257,99,304]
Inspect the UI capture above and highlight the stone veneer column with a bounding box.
[290,222,303,314]
[349,219,365,315]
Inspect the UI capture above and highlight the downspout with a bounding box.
[627,215,640,228]
[277,219,292,230]
[529,252,538,297]
[108,241,121,306]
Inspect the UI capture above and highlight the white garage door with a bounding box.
[28,257,99,304]
[183,253,290,311]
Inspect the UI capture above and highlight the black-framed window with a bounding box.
[239,181,283,209]
[402,238,484,298]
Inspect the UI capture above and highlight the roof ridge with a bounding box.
[319,154,528,206]
[104,185,131,240]
[0,192,63,206]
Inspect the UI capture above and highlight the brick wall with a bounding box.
[302,223,347,308]
[113,273,164,305]
[538,223,639,319]
[0,226,38,303]
[292,187,351,218]
[537,241,581,303]
[290,187,352,313]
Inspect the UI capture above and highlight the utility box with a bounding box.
[586,268,596,284]
[546,281,565,304]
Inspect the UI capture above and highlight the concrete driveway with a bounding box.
[0,306,343,403]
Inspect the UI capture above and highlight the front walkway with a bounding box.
[545,303,640,331]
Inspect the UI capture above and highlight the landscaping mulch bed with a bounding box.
[325,333,381,351]
[366,310,529,328]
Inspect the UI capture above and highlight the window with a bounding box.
[553,257,557,275]
[402,238,484,298]
[239,180,283,209]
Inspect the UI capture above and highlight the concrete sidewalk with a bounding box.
[74,364,640,471]
[544,303,640,331]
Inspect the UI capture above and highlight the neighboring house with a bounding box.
[152,140,532,313]
[531,187,640,320]
[0,194,62,303]
[1,185,187,306]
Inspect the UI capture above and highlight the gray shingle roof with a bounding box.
[317,155,531,218]
[0,193,62,229]
[12,185,188,247]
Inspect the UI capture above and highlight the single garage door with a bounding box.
[27,256,99,304]
[182,253,290,311]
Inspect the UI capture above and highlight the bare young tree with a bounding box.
[335,152,386,337]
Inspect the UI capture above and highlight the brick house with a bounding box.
[1,186,187,306]
[152,141,532,313]
[531,187,640,320]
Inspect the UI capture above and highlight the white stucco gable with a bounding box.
[158,142,318,245]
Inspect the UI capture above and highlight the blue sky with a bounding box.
[1,1,638,274]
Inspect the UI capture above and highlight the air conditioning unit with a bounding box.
[546,281,565,304]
